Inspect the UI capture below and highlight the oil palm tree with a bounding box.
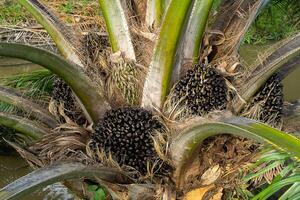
[0,0,299,199]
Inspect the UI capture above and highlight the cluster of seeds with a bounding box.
[82,32,109,63]
[171,65,228,116]
[52,77,85,124]
[91,107,162,173]
[250,74,283,124]
[52,77,74,106]
[108,63,140,105]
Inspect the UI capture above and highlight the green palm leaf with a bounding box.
[142,0,193,109]
[99,0,136,61]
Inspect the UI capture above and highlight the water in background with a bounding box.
[240,44,300,101]
[0,57,74,200]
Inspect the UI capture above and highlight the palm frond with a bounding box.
[142,0,193,109]
[0,162,132,200]
[99,0,136,61]
[0,86,58,128]
[239,147,300,199]
[0,112,48,140]
[234,33,300,113]
[0,69,54,98]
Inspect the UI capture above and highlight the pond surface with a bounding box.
[0,153,47,199]
[0,152,74,200]
[0,44,299,199]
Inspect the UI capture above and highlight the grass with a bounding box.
[0,0,100,26]
[0,1,31,25]
[46,0,101,24]
[244,0,300,45]
[0,0,299,45]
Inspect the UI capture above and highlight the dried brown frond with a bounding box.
[205,0,264,76]
[0,25,56,52]
[179,135,259,197]
[131,28,156,67]
[48,97,87,125]
[5,140,45,169]
[29,122,92,165]
[131,0,147,22]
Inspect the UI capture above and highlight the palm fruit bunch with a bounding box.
[52,77,85,124]
[107,62,141,106]
[248,74,283,124]
[82,32,109,62]
[91,107,163,174]
[171,64,228,116]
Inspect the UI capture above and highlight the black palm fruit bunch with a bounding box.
[245,74,283,125]
[170,64,228,116]
[91,107,164,174]
[82,32,110,64]
[52,77,85,124]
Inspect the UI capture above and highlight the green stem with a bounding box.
[0,162,132,200]
[146,0,163,28]
[0,112,48,140]
[17,0,84,67]
[98,0,136,61]
[173,0,213,81]
[171,116,300,188]
[0,86,58,128]
[184,0,213,61]
[142,0,193,109]
[0,43,109,123]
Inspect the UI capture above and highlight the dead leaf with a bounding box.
[183,185,214,200]
[201,165,222,185]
